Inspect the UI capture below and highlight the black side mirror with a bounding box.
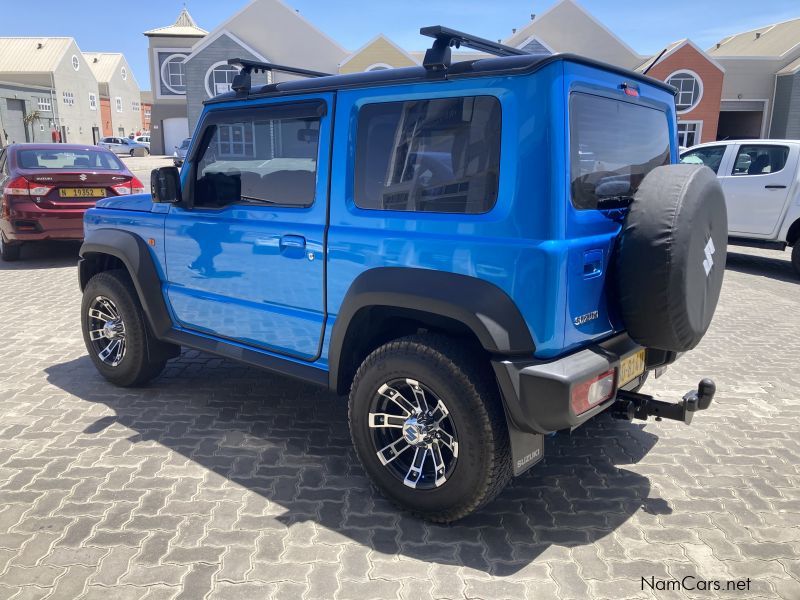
[151,167,181,203]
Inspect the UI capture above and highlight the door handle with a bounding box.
[765,185,786,189]
[279,234,306,250]
[583,249,604,278]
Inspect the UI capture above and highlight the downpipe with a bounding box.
[611,379,716,425]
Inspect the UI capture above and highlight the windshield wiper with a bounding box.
[596,195,634,210]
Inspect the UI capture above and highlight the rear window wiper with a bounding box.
[595,195,634,210]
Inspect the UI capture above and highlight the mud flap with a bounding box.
[508,425,544,476]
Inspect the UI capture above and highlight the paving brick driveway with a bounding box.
[0,243,798,599]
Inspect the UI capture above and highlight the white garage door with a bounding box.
[163,117,189,154]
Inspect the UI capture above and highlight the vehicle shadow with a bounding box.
[725,250,798,285]
[45,353,669,575]
[0,241,80,271]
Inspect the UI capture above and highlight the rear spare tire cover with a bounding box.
[616,164,727,352]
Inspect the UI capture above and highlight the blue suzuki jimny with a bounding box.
[78,27,727,522]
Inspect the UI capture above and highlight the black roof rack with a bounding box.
[227,58,331,94]
[420,25,527,71]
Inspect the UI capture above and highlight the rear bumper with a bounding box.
[3,202,87,242]
[492,333,676,434]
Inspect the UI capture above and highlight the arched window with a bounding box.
[160,54,187,94]
[205,62,240,97]
[365,63,392,72]
[667,70,703,113]
[121,66,127,81]
[71,55,80,71]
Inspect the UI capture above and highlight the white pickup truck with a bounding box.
[681,140,800,276]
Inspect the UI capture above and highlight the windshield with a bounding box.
[16,149,125,170]
[570,93,671,210]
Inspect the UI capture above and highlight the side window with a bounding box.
[193,103,322,208]
[354,96,501,213]
[680,145,727,174]
[731,145,789,176]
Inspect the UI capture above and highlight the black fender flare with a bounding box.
[79,229,173,338]
[328,267,535,391]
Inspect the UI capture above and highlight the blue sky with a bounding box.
[2,0,799,90]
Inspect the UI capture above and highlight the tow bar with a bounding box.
[611,379,716,425]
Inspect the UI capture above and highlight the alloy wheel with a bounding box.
[87,295,127,367]
[368,378,459,489]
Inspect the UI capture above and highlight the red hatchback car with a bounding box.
[0,144,145,261]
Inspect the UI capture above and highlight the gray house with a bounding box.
[0,80,56,145]
[144,8,207,155]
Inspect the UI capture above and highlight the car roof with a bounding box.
[205,53,676,106]
[685,139,800,151]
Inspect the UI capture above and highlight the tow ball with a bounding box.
[611,378,716,425]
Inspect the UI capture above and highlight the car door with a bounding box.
[164,94,332,360]
[718,143,798,236]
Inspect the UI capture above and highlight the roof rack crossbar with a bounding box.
[420,26,527,71]
[227,58,331,94]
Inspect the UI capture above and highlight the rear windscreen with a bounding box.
[570,93,670,210]
[16,149,124,171]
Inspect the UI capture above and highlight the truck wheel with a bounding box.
[0,235,21,262]
[792,244,800,278]
[349,334,511,523]
[81,270,176,386]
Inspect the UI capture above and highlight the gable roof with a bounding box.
[708,17,800,57]
[777,55,800,75]
[635,39,725,74]
[0,37,74,73]
[339,34,419,69]
[83,52,122,82]
[503,0,641,68]
[184,29,269,64]
[144,8,207,38]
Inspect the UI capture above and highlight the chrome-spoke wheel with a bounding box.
[368,378,458,490]
[87,295,127,367]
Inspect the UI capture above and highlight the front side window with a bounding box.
[193,103,322,208]
[731,145,789,176]
[570,93,671,210]
[680,145,726,173]
[355,96,501,213]
[667,71,702,113]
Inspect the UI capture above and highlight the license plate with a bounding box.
[59,188,105,198]
[619,349,646,387]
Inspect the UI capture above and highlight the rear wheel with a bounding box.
[348,334,511,523]
[0,234,21,262]
[792,244,800,278]
[129,149,135,157]
[81,270,176,386]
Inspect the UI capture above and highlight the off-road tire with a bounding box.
[81,269,172,386]
[349,334,511,523]
[0,235,21,262]
[792,244,800,278]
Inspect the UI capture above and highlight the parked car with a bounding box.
[98,137,150,156]
[0,143,145,261]
[681,140,800,276]
[173,138,191,167]
[77,27,725,522]
[134,136,150,151]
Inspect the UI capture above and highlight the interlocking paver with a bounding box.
[0,244,799,598]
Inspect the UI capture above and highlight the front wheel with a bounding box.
[349,334,511,523]
[129,149,135,157]
[792,244,800,278]
[81,270,177,386]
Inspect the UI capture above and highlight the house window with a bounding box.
[37,97,52,111]
[62,91,75,107]
[114,97,123,112]
[160,54,187,94]
[667,71,703,113]
[205,63,240,97]
[121,66,127,81]
[365,63,392,72]
[71,55,80,71]
[89,94,97,111]
[677,121,702,148]
[132,101,140,112]
[145,108,151,118]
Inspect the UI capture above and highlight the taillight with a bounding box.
[571,369,616,415]
[112,177,146,196]
[3,177,53,199]
[130,177,145,195]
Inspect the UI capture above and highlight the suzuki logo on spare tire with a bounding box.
[703,238,715,277]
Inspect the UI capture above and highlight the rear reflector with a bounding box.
[571,369,616,415]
